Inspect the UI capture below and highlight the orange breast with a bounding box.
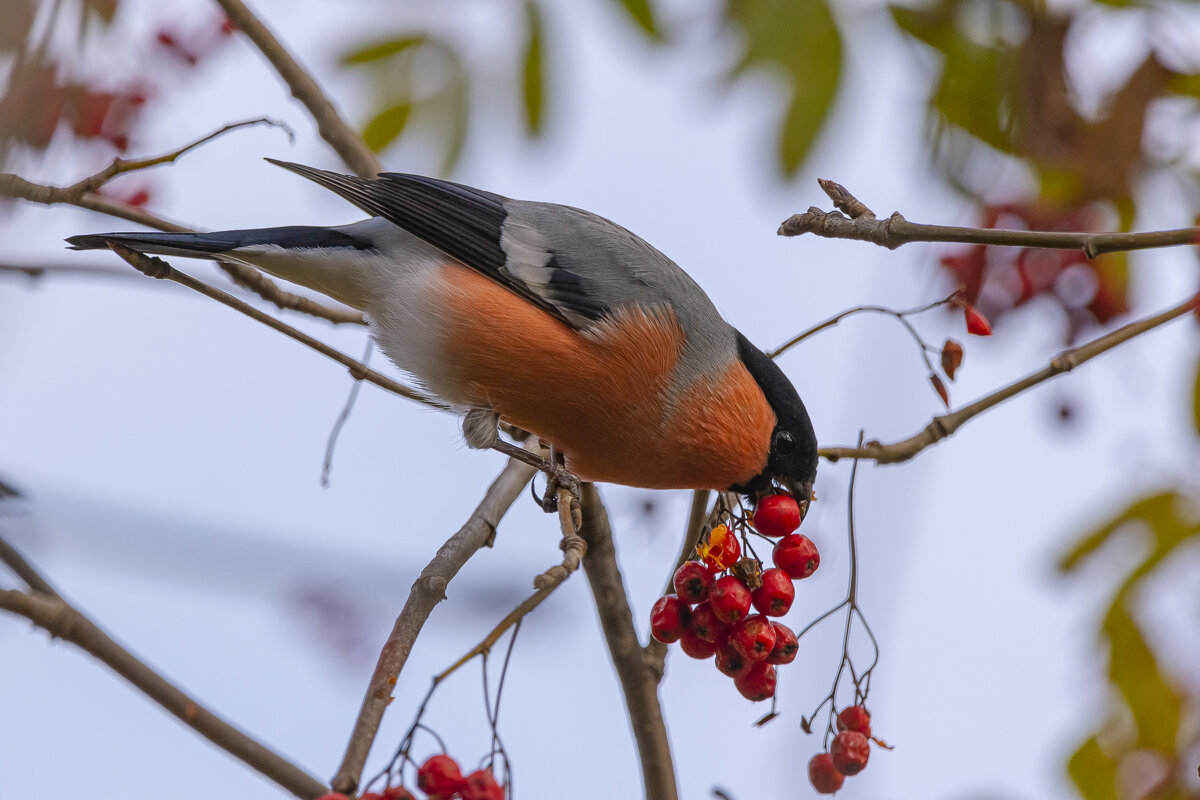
[434,263,775,490]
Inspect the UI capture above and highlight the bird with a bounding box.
[68,159,818,501]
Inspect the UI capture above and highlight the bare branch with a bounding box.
[0,540,327,799]
[820,294,1200,463]
[0,170,365,326]
[331,456,537,795]
[780,180,1200,258]
[0,535,61,597]
[578,484,678,800]
[0,261,141,282]
[214,0,381,178]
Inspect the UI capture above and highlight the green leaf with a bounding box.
[522,1,546,135]
[1192,354,1200,436]
[615,0,662,40]
[341,36,424,65]
[1067,736,1120,800]
[726,0,843,176]
[362,102,412,152]
[1104,606,1182,752]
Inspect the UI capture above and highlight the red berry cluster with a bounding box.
[807,706,874,794]
[650,494,820,702]
[319,755,503,800]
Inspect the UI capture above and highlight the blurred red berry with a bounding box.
[417,755,466,798]
[220,16,236,35]
[728,614,776,661]
[679,628,720,659]
[773,534,820,579]
[733,660,776,701]
[831,731,870,776]
[714,644,752,678]
[461,769,504,800]
[707,575,752,623]
[156,30,176,47]
[649,594,689,644]
[125,188,151,208]
[766,621,798,665]
[837,706,872,738]
[688,601,730,644]
[753,494,801,537]
[672,561,712,604]
[382,787,415,800]
[963,303,993,336]
[751,568,794,616]
[312,795,348,800]
[808,753,845,794]
[70,90,114,137]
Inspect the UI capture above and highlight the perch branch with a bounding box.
[330,456,537,795]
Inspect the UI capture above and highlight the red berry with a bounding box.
[773,534,820,579]
[714,644,752,678]
[808,753,845,794]
[461,769,504,800]
[679,627,720,659]
[156,30,176,47]
[707,575,752,623]
[753,494,801,537]
[733,660,776,701]
[830,730,870,776]
[837,705,871,738]
[766,621,798,665]
[417,754,466,798]
[963,303,993,336]
[751,568,795,616]
[672,561,712,603]
[728,614,776,661]
[361,794,385,800]
[649,594,690,644]
[382,788,415,800]
[312,795,348,800]
[698,524,741,571]
[687,601,730,644]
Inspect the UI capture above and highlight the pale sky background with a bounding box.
[2,1,1199,799]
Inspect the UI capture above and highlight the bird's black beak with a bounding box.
[784,478,815,522]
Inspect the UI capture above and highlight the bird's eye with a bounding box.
[775,430,795,453]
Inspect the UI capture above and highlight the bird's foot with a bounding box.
[462,408,501,450]
[531,450,582,528]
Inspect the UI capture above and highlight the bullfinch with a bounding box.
[68,160,818,500]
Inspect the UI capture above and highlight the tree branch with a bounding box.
[331,456,537,795]
[820,294,1200,463]
[578,483,678,800]
[0,537,327,799]
[214,0,381,179]
[779,179,1200,258]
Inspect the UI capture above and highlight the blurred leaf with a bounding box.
[0,0,35,50]
[1104,606,1181,752]
[1169,72,1200,98]
[362,102,411,151]
[615,0,662,40]
[522,1,546,135]
[1068,736,1120,800]
[727,0,842,175]
[1192,354,1200,436]
[341,35,424,65]
[82,0,119,24]
[1069,736,1122,800]
[889,2,955,51]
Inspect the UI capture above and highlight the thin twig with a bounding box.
[107,245,437,408]
[0,535,60,597]
[768,292,958,360]
[67,117,293,196]
[0,262,142,281]
[213,0,382,178]
[780,180,1200,258]
[578,483,678,800]
[0,540,326,799]
[330,456,537,795]
[819,294,1200,464]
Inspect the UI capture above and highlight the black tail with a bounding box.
[66,226,372,257]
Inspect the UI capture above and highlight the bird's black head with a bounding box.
[730,332,818,507]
